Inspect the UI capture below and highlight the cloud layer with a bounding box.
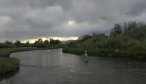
[0,0,146,41]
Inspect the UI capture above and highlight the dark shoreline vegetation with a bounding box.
[62,21,146,60]
[0,57,19,79]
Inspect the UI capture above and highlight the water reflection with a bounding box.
[0,49,146,84]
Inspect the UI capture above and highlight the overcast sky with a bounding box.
[0,0,146,41]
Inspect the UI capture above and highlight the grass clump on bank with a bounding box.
[0,57,19,78]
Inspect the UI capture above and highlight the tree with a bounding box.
[26,41,30,44]
[78,34,92,41]
[34,39,45,48]
[111,23,122,36]
[14,40,21,47]
[24,41,30,47]
[50,38,61,45]
[123,21,143,32]
[5,40,13,48]
[44,40,50,46]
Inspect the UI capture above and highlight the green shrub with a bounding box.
[0,57,19,77]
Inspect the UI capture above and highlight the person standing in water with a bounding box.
[83,51,88,63]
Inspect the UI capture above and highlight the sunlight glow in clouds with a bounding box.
[22,37,78,43]
[68,20,75,25]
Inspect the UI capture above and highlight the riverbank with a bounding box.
[62,47,146,59]
[0,47,46,79]
[0,57,19,79]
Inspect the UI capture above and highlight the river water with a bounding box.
[0,49,146,84]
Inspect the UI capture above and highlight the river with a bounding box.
[0,49,146,84]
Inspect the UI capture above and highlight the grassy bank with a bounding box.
[0,47,47,57]
[63,47,146,59]
[0,57,19,78]
[0,47,45,79]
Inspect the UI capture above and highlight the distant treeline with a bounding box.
[0,38,61,48]
[63,21,146,59]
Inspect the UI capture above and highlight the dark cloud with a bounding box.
[0,0,146,41]
[127,0,146,16]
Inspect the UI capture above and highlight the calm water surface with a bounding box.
[0,49,146,84]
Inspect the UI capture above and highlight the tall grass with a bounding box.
[0,57,19,78]
[63,47,146,59]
